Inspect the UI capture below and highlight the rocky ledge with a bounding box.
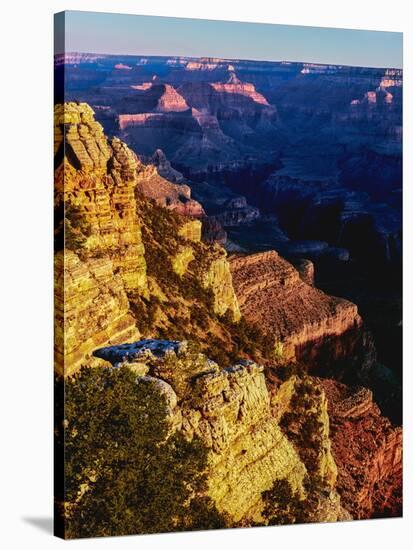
[93,339,346,524]
[230,250,361,361]
[135,157,205,217]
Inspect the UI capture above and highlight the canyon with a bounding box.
[54,85,402,534]
[320,379,402,518]
[54,102,242,375]
[59,54,402,315]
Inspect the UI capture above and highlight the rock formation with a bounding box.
[55,104,148,295]
[292,258,315,286]
[62,55,401,222]
[184,364,311,522]
[155,84,190,112]
[55,102,240,375]
[210,80,271,106]
[135,158,205,217]
[208,196,260,227]
[54,98,402,534]
[54,250,140,376]
[149,148,185,183]
[320,379,402,518]
[54,103,149,374]
[92,339,347,524]
[230,251,361,361]
[201,245,241,320]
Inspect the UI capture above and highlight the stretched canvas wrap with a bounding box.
[54,10,403,539]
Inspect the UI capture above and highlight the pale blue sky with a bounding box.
[60,10,403,68]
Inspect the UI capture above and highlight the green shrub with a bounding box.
[262,474,328,526]
[56,367,225,538]
[261,479,305,525]
[279,378,325,476]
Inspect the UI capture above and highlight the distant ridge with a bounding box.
[54,51,403,73]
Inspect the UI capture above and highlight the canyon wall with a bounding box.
[320,379,402,518]
[54,103,148,374]
[54,102,240,375]
[54,102,401,529]
[230,251,361,361]
[93,340,348,524]
[54,251,140,376]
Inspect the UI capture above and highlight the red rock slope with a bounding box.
[230,250,361,361]
[319,378,402,518]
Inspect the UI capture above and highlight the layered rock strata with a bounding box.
[230,251,361,360]
[55,103,148,295]
[54,103,149,374]
[155,84,190,112]
[186,363,306,521]
[210,80,271,106]
[320,379,402,518]
[55,102,240,374]
[54,251,140,376]
[135,159,205,217]
[93,339,347,523]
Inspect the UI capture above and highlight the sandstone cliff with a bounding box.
[55,102,240,375]
[55,104,148,295]
[230,251,361,361]
[92,339,347,524]
[54,251,140,376]
[54,103,148,374]
[135,159,205,217]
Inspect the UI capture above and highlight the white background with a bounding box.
[0,0,410,548]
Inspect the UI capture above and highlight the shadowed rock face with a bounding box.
[256,173,401,265]
[148,148,186,183]
[292,258,315,286]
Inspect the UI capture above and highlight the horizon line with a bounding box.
[56,11,403,70]
[55,50,403,72]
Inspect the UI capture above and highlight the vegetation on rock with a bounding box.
[54,102,402,535]
[55,366,227,538]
